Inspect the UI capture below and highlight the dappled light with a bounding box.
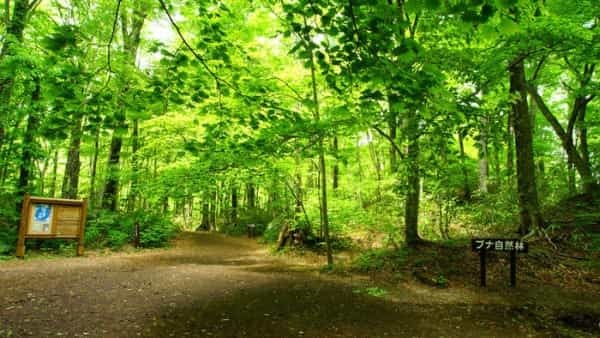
[1,0,599,336]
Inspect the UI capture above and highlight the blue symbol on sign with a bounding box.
[34,205,51,221]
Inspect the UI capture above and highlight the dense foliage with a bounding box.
[0,0,598,262]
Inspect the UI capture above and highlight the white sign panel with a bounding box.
[29,204,53,234]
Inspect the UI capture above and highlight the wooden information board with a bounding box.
[16,195,88,258]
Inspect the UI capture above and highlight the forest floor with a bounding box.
[1,232,599,338]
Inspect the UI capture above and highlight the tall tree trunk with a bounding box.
[0,0,34,147]
[102,129,123,210]
[231,185,238,226]
[246,182,256,209]
[102,4,147,211]
[404,109,421,246]
[576,109,594,193]
[61,116,83,199]
[17,78,41,197]
[0,135,16,185]
[567,162,577,195]
[509,58,543,234]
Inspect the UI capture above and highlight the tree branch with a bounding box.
[157,0,236,92]
[529,54,547,82]
[527,84,585,171]
[107,0,122,73]
[371,124,405,160]
[527,85,568,141]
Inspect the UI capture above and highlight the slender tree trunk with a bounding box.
[89,128,100,207]
[478,115,489,194]
[61,116,83,199]
[295,152,303,215]
[50,149,58,197]
[493,142,501,188]
[509,58,544,234]
[506,114,515,184]
[210,189,217,230]
[332,137,339,190]
[368,132,382,200]
[388,106,398,173]
[306,20,332,265]
[355,137,364,208]
[458,130,471,200]
[128,119,140,211]
[37,157,48,195]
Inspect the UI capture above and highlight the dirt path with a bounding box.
[0,233,572,337]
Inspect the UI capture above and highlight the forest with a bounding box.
[0,0,599,336]
[1,0,598,258]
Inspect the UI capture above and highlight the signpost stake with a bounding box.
[480,249,486,287]
[472,238,527,287]
[76,198,88,256]
[16,194,30,258]
[510,251,517,287]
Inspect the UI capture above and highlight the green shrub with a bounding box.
[222,223,250,236]
[138,214,178,248]
[262,215,291,243]
[353,248,408,272]
[107,229,129,249]
[85,210,178,249]
[0,226,17,255]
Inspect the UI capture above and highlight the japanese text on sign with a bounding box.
[471,239,528,253]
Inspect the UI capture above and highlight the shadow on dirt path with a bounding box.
[0,232,562,337]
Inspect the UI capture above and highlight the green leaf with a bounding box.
[498,18,520,36]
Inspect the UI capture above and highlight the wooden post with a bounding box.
[480,249,486,287]
[76,198,88,256]
[134,223,140,248]
[16,194,30,258]
[510,251,517,287]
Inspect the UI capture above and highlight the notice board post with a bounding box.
[472,238,528,287]
[16,194,88,258]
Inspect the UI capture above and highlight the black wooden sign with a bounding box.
[471,238,528,287]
